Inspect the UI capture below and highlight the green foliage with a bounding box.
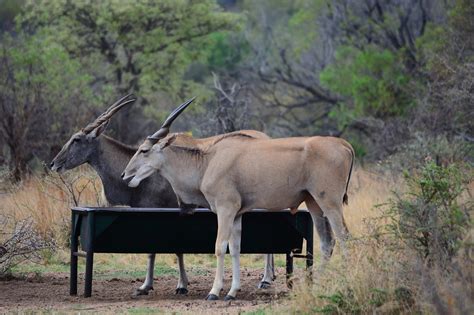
[1,34,92,107]
[380,161,471,265]
[310,283,415,313]
[321,46,412,126]
[0,32,93,178]
[415,23,447,70]
[449,0,474,51]
[315,290,361,314]
[346,137,367,159]
[206,31,249,71]
[19,0,241,120]
[313,288,392,314]
[368,288,389,307]
[286,0,325,54]
[242,0,314,59]
[416,0,474,75]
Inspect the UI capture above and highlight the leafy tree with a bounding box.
[411,0,474,141]
[0,34,93,180]
[320,46,412,128]
[19,0,240,142]
[330,0,448,71]
[241,0,340,136]
[238,0,448,139]
[206,31,249,72]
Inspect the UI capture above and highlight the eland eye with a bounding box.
[72,138,80,143]
[141,149,150,154]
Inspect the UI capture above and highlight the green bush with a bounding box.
[320,46,412,128]
[380,161,471,266]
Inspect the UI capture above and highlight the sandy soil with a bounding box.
[0,267,295,314]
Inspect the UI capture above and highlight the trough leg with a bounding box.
[286,253,294,289]
[84,251,94,297]
[84,212,95,298]
[70,213,78,296]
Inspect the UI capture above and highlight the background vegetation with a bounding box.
[0,0,471,177]
[0,0,472,314]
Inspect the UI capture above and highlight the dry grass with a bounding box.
[0,166,471,314]
[279,168,410,313]
[0,166,101,248]
[0,166,398,274]
[1,167,399,263]
[283,166,473,314]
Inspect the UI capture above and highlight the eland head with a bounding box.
[121,97,195,187]
[50,94,136,172]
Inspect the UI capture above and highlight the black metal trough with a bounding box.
[70,207,314,297]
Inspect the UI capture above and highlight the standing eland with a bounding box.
[50,95,277,295]
[121,99,351,301]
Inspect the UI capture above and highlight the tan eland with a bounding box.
[122,99,354,301]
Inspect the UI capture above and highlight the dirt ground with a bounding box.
[0,267,295,314]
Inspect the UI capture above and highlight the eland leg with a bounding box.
[309,193,350,258]
[136,253,189,295]
[258,254,275,289]
[225,215,243,300]
[135,253,155,296]
[229,214,275,289]
[175,254,189,294]
[206,211,235,300]
[323,208,350,258]
[306,196,335,270]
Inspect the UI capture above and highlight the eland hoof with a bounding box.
[133,286,153,296]
[224,295,236,301]
[175,288,188,295]
[205,293,219,301]
[258,281,271,289]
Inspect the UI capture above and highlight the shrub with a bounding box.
[378,160,471,266]
[0,215,54,276]
[0,168,102,274]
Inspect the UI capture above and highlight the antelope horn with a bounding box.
[82,94,136,133]
[147,97,196,144]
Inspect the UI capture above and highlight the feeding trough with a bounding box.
[70,207,314,297]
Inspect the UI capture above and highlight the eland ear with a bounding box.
[158,134,177,149]
[87,120,109,139]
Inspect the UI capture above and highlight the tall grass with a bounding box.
[0,167,394,265]
[1,165,471,313]
[0,166,101,247]
[285,163,473,314]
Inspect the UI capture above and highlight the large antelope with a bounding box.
[50,95,276,295]
[122,99,353,301]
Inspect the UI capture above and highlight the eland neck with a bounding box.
[87,135,137,205]
[160,146,209,207]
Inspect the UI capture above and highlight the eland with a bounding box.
[50,95,276,295]
[122,99,353,301]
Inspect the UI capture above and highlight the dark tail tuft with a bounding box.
[342,142,355,206]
